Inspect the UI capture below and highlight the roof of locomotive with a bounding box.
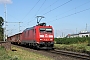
[23,23,52,32]
[23,26,35,32]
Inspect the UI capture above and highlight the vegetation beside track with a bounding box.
[0,45,53,60]
[54,37,90,45]
[54,43,90,53]
[0,46,11,60]
[8,46,53,60]
[54,37,90,53]
[0,17,4,41]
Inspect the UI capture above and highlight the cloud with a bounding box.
[0,0,12,4]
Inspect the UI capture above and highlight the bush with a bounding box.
[54,37,90,44]
[87,38,90,46]
[54,44,86,53]
[0,28,4,41]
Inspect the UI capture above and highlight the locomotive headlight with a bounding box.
[50,39,53,41]
[49,35,53,38]
[40,35,44,38]
[40,39,42,40]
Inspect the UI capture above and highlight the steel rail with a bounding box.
[49,49,90,60]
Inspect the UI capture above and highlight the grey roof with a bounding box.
[23,26,35,32]
[69,34,79,36]
[67,32,90,36]
[79,32,90,34]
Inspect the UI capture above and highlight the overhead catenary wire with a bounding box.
[47,0,90,23]
[21,0,40,21]
[19,0,41,28]
[28,0,72,23]
[26,0,46,24]
[40,0,59,13]
[55,0,90,17]
[22,0,59,26]
[6,22,23,33]
[48,8,90,23]
[43,0,72,15]
[6,0,89,31]
[7,13,20,21]
[5,0,41,29]
[4,1,90,36]
[7,0,90,25]
[27,0,57,24]
[8,0,90,23]
[34,0,46,15]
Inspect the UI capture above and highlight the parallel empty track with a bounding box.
[48,49,90,60]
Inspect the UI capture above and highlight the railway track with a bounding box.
[48,49,90,60]
[12,44,90,60]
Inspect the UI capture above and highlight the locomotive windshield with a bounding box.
[40,28,52,33]
[40,28,45,32]
[46,28,52,33]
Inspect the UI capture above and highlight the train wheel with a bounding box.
[36,44,40,49]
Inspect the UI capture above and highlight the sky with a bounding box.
[0,0,90,37]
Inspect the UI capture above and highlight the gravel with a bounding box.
[12,45,83,60]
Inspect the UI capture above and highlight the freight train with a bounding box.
[7,23,54,49]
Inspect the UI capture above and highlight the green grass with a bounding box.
[7,46,53,60]
[86,46,90,51]
[0,46,11,60]
[0,46,53,60]
[54,42,90,53]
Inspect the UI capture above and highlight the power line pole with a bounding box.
[6,22,23,33]
[56,30,57,38]
[18,22,22,33]
[62,32,63,38]
[86,23,87,31]
[4,4,7,41]
[76,28,77,34]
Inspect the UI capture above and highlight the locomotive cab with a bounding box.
[36,23,54,49]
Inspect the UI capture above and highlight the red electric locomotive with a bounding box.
[21,23,54,49]
[7,16,54,49]
[7,23,54,49]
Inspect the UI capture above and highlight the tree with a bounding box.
[0,17,4,41]
[0,17,4,27]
